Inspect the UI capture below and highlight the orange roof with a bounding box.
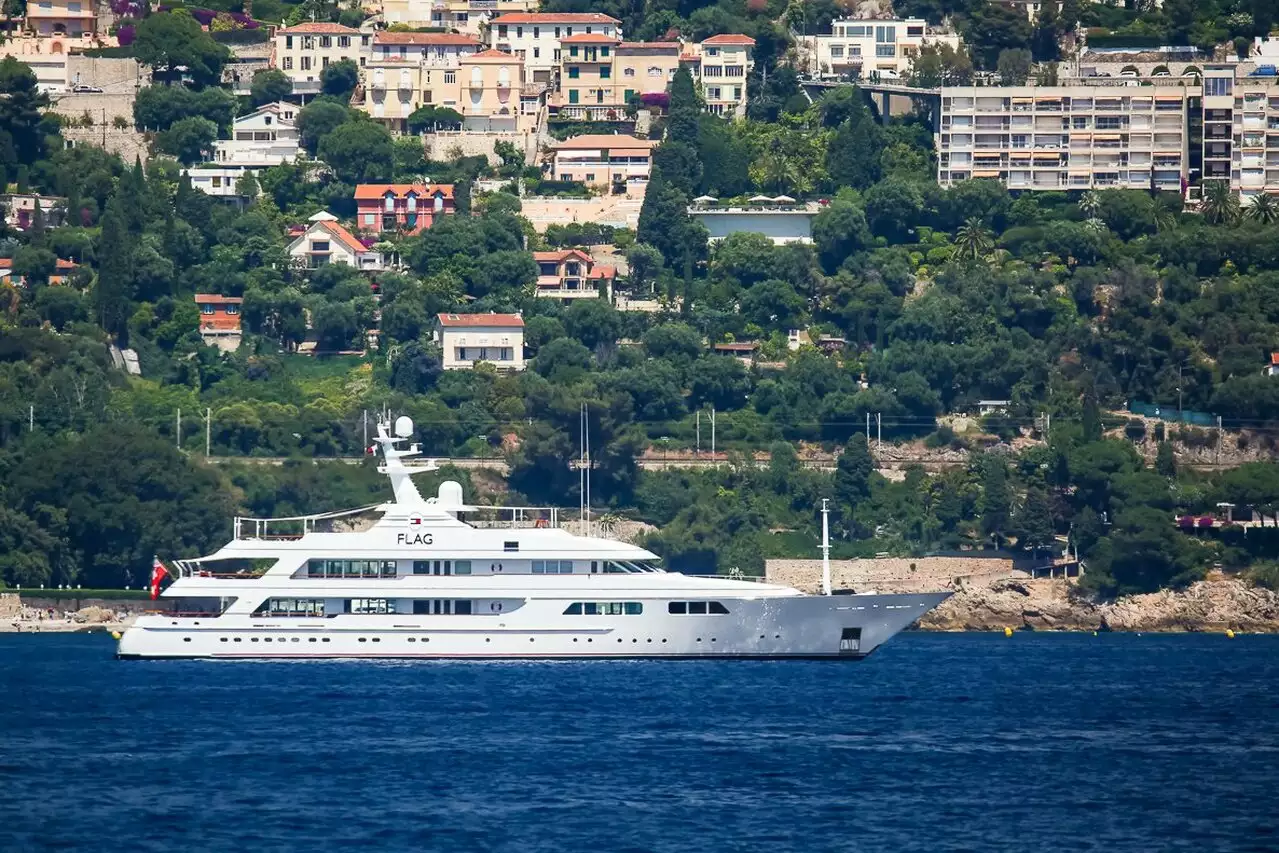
[465,49,520,62]
[701,34,756,46]
[713,342,758,352]
[437,312,525,329]
[560,33,620,44]
[354,183,455,201]
[592,264,616,279]
[1271,352,1279,366]
[374,32,480,46]
[617,41,681,51]
[314,221,368,255]
[194,293,244,305]
[278,22,360,34]
[492,13,620,24]
[551,134,656,150]
[533,249,591,262]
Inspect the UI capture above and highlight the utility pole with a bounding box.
[1216,415,1222,466]
[710,407,716,457]
[363,409,368,452]
[175,408,181,450]
[29,404,33,432]
[205,407,211,458]
[696,410,700,456]
[865,412,870,441]
[876,412,881,449]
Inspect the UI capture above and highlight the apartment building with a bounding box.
[357,31,482,130]
[937,83,1191,193]
[797,17,960,80]
[213,102,301,167]
[1201,68,1279,201]
[552,40,680,120]
[0,33,115,91]
[546,134,657,191]
[274,23,370,90]
[683,35,754,118]
[489,12,622,83]
[24,0,98,37]
[435,313,525,371]
[357,48,535,132]
[354,183,455,235]
[378,0,537,36]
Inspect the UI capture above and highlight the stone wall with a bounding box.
[0,593,19,618]
[53,92,137,128]
[65,56,144,92]
[16,595,151,614]
[765,556,1017,594]
[423,131,538,166]
[62,128,151,164]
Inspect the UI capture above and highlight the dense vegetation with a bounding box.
[4,4,1279,597]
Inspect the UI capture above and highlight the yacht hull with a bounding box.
[116,592,949,660]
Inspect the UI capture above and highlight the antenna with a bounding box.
[820,498,832,596]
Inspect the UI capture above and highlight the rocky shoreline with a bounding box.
[918,578,1279,633]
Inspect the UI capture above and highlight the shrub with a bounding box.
[1124,418,1146,441]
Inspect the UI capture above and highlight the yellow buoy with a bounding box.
[1003,626,1013,637]
[110,631,122,641]
[1226,629,1236,639]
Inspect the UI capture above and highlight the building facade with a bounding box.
[288,211,384,270]
[435,313,525,371]
[23,0,98,37]
[213,101,301,167]
[354,183,455,235]
[184,167,256,200]
[533,249,614,302]
[378,0,538,36]
[683,35,754,118]
[0,33,115,91]
[797,17,960,80]
[274,23,370,90]
[358,32,482,130]
[489,12,622,83]
[546,134,656,191]
[937,83,1191,193]
[552,39,681,120]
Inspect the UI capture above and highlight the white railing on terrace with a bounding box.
[233,505,381,541]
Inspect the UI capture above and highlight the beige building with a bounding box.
[0,32,116,91]
[24,0,98,37]
[797,17,960,81]
[937,83,1191,193]
[547,134,656,192]
[359,32,482,131]
[682,35,754,118]
[1199,67,1279,202]
[377,0,537,36]
[489,12,622,83]
[553,39,681,120]
[435,313,525,371]
[274,23,371,91]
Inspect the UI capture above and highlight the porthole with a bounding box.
[647,639,652,643]
[408,638,416,643]
[573,638,578,643]
[264,638,272,643]
[358,638,367,643]
[617,638,623,643]
[291,638,300,643]
[490,602,503,613]
[632,638,638,643]
[529,638,535,642]
[696,638,702,642]
[233,638,242,642]
[661,639,667,643]
[587,638,593,643]
[220,638,228,643]
[372,638,381,643]
[775,634,781,639]
[322,638,330,643]
[183,637,191,643]
[422,638,429,643]
[485,638,491,643]
[760,634,765,639]
[251,637,259,643]
[308,638,317,643]
[711,638,717,642]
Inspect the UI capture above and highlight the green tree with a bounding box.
[667,66,701,145]
[1247,193,1278,224]
[0,56,51,166]
[812,196,870,272]
[406,105,463,133]
[1155,441,1177,478]
[954,217,994,261]
[133,11,230,88]
[1016,485,1055,557]
[296,100,350,155]
[564,298,621,351]
[1199,180,1241,225]
[249,69,292,106]
[834,433,873,506]
[979,453,1012,547]
[996,48,1033,85]
[156,116,218,165]
[625,242,663,294]
[92,200,134,339]
[320,59,360,101]
[318,120,395,183]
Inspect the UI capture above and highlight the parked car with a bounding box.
[71,84,104,93]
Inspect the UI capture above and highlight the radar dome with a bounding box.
[394,416,414,438]
[437,481,465,506]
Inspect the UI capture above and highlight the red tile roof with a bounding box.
[437,313,525,329]
[617,41,681,51]
[353,183,455,201]
[194,294,244,305]
[701,34,757,45]
[308,220,368,255]
[593,264,616,279]
[560,33,620,44]
[374,32,481,46]
[465,49,520,62]
[492,13,620,24]
[533,249,591,262]
[1272,352,1279,366]
[277,22,360,34]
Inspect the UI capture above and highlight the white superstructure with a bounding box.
[117,417,948,660]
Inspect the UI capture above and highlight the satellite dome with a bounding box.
[394,416,414,438]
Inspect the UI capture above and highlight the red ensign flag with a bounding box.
[150,556,169,600]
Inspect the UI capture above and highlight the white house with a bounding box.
[287,211,385,271]
[797,17,960,80]
[435,312,525,371]
[184,167,256,200]
[489,12,621,83]
[213,102,301,167]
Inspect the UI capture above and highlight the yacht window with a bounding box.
[563,603,583,615]
[709,602,730,614]
[254,598,324,617]
[413,599,473,615]
[591,561,598,574]
[456,599,472,615]
[381,561,397,578]
[345,598,394,614]
[455,560,472,575]
[532,560,573,574]
[413,561,430,575]
[688,602,708,615]
[569,602,641,616]
[624,603,643,615]
[504,541,519,552]
[668,601,687,614]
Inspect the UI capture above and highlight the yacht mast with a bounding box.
[820,498,832,596]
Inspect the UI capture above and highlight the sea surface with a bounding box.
[1,632,1277,853]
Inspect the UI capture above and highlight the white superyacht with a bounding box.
[117,417,949,660]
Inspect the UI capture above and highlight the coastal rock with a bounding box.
[73,606,117,624]
[919,578,1279,633]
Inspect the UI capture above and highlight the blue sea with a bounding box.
[1,632,1277,853]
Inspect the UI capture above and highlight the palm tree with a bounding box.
[1146,195,1177,233]
[1247,192,1279,225]
[1199,180,1241,225]
[1083,216,1108,234]
[954,217,994,260]
[757,147,802,195]
[1078,190,1101,219]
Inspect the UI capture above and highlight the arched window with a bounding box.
[470,66,482,88]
